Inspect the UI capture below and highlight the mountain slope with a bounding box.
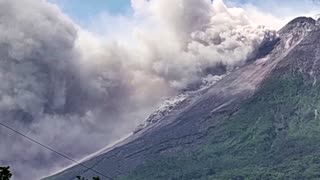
[45,17,320,180]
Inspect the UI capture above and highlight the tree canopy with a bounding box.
[0,166,12,180]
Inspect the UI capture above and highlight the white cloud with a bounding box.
[226,0,320,29]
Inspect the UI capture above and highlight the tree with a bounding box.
[0,166,12,180]
[76,176,100,180]
[0,166,101,180]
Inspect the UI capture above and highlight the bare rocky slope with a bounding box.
[45,17,320,180]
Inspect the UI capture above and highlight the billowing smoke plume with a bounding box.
[129,0,272,89]
[0,0,275,179]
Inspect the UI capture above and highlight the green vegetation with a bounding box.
[119,67,320,179]
[0,166,12,180]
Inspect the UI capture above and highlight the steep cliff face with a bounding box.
[45,17,320,180]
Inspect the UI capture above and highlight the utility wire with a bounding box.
[0,121,114,180]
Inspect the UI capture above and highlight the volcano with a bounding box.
[45,17,320,180]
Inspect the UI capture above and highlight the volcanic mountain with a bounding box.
[45,17,320,180]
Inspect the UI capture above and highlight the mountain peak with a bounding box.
[316,17,320,26]
[279,16,317,35]
[288,16,316,25]
[275,16,318,51]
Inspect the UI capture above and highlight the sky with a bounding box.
[49,0,320,27]
[49,0,132,24]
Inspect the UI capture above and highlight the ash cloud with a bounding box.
[129,0,274,89]
[0,0,276,179]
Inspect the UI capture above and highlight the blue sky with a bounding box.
[49,0,320,27]
[49,0,132,23]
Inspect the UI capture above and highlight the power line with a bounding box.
[0,121,114,180]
